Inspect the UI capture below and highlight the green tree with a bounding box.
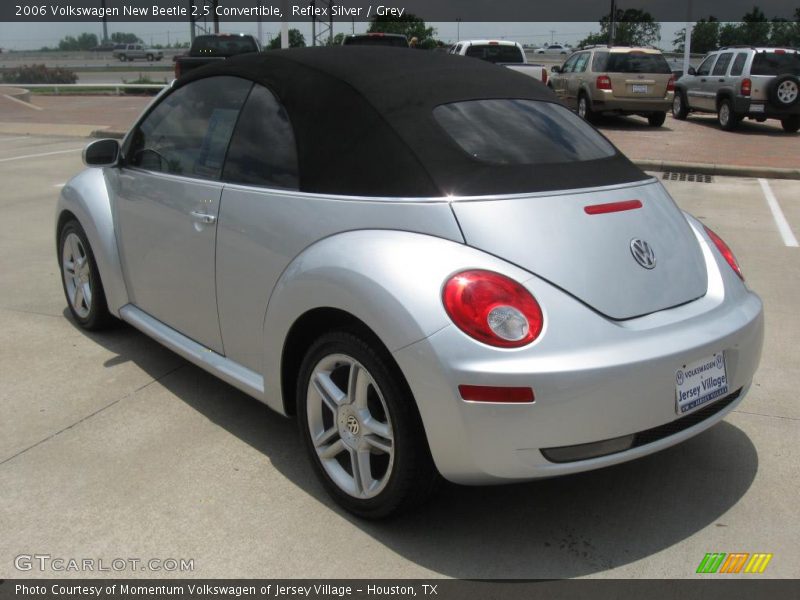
[578,8,661,48]
[110,32,142,44]
[268,29,306,49]
[58,33,98,51]
[327,32,346,46]
[673,17,720,54]
[367,13,436,44]
[769,16,800,47]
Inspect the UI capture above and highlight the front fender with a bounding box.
[261,229,533,415]
[56,168,128,315]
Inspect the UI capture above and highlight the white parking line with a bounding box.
[0,136,32,143]
[2,94,43,111]
[0,148,82,163]
[759,178,799,248]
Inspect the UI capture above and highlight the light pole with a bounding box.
[456,18,461,41]
[608,0,616,47]
[683,0,694,77]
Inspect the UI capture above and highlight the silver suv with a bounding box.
[673,47,800,132]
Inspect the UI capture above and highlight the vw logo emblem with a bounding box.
[346,415,360,435]
[676,370,684,385]
[630,238,657,269]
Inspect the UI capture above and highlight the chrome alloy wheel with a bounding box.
[719,102,731,126]
[306,353,394,499]
[578,97,588,119]
[62,232,92,319]
[776,80,798,105]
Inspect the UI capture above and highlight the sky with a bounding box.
[0,20,688,51]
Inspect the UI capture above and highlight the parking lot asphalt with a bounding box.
[1,135,798,579]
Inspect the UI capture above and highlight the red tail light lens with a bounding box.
[541,69,547,85]
[459,385,535,403]
[596,75,612,90]
[741,78,752,96]
[704,226,744,280]
[443,270,543,348]
[667,76,675,92]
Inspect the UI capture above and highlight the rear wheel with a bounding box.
[718,99,739,131]
[577,94,597,124]
[672,92,689,120]
[146,53,154,62]
[648,112,667,127]
[59,219,113,330]
[781,115,800,133]
[118,55,126,62]
[297,330,437,519]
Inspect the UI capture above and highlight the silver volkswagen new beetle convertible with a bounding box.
[57,47,763,518]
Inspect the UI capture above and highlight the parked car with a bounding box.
[450,40,548,83]
[673,47,800,132]
[174,33,261,79]
[549,46,675,126]
[341,33,409,47]
[535,43,572,55]
[57,47,763,518]
[112,43,163,62]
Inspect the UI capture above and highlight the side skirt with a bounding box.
[119,304,266,402]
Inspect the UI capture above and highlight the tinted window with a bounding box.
[465,44,524,63]
[712,52,733,76]
[433,99,616,166]
[592,52,609,71]
[730,53,748,76]
[751,52,800,76]
[192,35,258,56]
[573,52,590,72]
[605,52,671,74]
[127,76,252,180]
[561,53,580,73]
[696,55,716,76]
[223,85,299,189]
[343,35,408,47]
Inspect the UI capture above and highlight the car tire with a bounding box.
[781,115,800,133]
[577,94,597,124]
[118,55,126,62]
[146,54,154,61]
[648,112,667,127]
[297,329,438,519]
[717,99,739,131]
[672,92,689,120]
[768,74,800,109]
[58,219,113,331]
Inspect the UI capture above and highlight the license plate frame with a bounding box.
[631,84,649,94]
[675,352,729,415]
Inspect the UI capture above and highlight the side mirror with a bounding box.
[687,66,696,76]
[551,65,561,73]
[83,139,120,167]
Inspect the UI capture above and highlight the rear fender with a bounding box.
[262,230,532,415]
[56,168,128,315]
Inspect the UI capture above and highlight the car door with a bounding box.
[687,54,718,111]
[566,52,591,107]
[710,52,734,102]
[111,76,252,354]
[553,53,579,103]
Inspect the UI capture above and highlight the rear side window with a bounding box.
[605,52,672,74]
[751,52,800,76]
[730,53,748,76]
[464,44,524,63]
[222,84,299,189]
[433,99,616,166]
[592,52,609,71]
[712,52,733,76]
[127,76,252,180]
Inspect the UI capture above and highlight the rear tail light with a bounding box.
[541,68,547,85]
[741,78,752,97]
[667,76,675,92]
[174,62,181,79]
[596,75,612,91]
[443,270,544,348]
[704,226,744,280]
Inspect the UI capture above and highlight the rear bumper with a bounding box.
[732,96,800,118]
[394,224,763,485]
[592,91,673,114]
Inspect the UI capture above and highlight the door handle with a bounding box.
[700,78,707,82]
[190,211,217,225]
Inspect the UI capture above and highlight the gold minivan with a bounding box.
[549,46,675,126]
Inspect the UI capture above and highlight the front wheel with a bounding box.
[718,99,739,131]
[672,92,689,120]
[782,115,800,133]
[146,53,154,61]
[59,219,112,330]
[648,111,667,127]
[297,330,437,518]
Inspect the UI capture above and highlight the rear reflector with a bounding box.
[584,200,642,215]
[458,385,535,403]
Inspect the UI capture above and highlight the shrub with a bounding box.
[1,64,78,84]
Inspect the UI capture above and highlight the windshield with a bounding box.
[751,52,800,76]
[599,52,672,74]
[433,99,616,166]
[192,35,258,56]
[464,44,524,64]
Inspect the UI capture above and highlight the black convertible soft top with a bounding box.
[177,47,647,197]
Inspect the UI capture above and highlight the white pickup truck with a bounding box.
[449,40,548,84]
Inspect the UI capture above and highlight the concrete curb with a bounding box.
[634,159,800,181]
[91,129,126,140]
[0,85,32,104]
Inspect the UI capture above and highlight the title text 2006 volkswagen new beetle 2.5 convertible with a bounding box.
[57,48,763,518]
